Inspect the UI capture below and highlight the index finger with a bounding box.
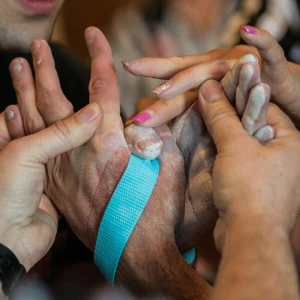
[122,49,230,79]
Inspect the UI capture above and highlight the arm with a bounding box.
[197,80,300,299]
[212,219,298,300]
[118,242,211,299]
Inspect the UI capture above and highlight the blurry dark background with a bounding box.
[53,0,134,60]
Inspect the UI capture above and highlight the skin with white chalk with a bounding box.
[128,55,273,161]
[124,55,274,282]
[124,124,163,160]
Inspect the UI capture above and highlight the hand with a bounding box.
[196,80,300,248]
[197,79,300,300]
[0,102,102,271]
[123,26,300,126]
[6,28,212,297]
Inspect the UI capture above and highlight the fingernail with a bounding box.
[122,59,140,67]
[200,81,224,102]
[76,103,100,123]
[10,59,23,75]
[85,29,96,44]
[153,80,173,95]
[133,111,153,123]
[5,110,15,121]
[32,39,41,54]
[241,25,259,35]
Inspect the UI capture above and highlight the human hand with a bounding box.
[6,28,209,296]
[0,102,102,272]
[196,80,300,250]
[123,26,300,127]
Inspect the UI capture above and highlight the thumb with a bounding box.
[20,102,102,162]
[240,26,293,87]
[198,80,247,150]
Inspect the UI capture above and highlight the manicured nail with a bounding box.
[76,103,100,123]
[153,81,173,95]
[122,59,140,67]
[10,59,23,75]
[5,110,15,121]
[241,25,259,35]
[133,111,153,123]
[200,80,224,102]
[85,29,96,44]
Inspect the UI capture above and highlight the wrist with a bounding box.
[0,229,30,272]
[117,237,211,298]
[217,213,289,254]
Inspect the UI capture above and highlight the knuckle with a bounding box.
[89,76,109,95]
[38,89,56,104]
[155,100,170,110]
[25,115,44,134]
[207,106,237,125]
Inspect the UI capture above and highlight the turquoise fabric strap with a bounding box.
[94,155,160,285]
[183,248,196,264]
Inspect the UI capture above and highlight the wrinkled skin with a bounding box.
[5,28,274,286]
[5,28,215,297]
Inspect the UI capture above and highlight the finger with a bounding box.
[17,103,103,163]
[240,26,294,89]
[153,60,233,100]
[253,125,275,143]
[85,27,121,122]
[236,62,261,115]
[0,112,11,149]
[198,80,247,150]
[221,54,258,102]
[122,49,229,79]
[5,105,25,139]
[242,83,270,135]
[9,58,46,134]
[154,124,184,173]
[124,124,163,160]
[132,89,198,127]
[32,40,74,126]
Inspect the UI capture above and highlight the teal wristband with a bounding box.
[94,155,160,285]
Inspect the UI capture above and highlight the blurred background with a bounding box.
[52,0,132,60]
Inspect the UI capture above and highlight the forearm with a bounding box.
[118,240,212,299]
[212,217,299,300]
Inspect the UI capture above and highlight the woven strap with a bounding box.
[94,155,160,284]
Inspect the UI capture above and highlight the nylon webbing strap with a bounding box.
[94,155,160,284]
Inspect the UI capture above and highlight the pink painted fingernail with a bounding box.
[241,25,259,35]
[133,112,153,123]
[122,59,140,67]
[153,80,173,95]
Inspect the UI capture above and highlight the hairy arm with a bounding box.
[118,241,211,299]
